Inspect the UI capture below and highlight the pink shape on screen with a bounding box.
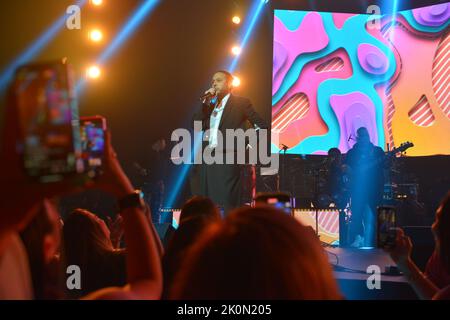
[315,57,345,73]
[273,12,329,95]
[332,13,357,29]
[273,93,310,132]
[432,32,450,119]
[273,41,288,84]
[408,95,435,127]
[272,49,353,150]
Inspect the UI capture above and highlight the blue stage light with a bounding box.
[76,0,160,94]
[388,0,399,42]
[97,0,159,65]
[229,0,267,73]
[0,0,87,92]
[164,131,203,210]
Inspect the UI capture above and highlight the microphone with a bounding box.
[280,144,289,151]
[199,89,216,102]
[199,92,213,101]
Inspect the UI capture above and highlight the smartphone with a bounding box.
[377,206,397,248]
[13,58,83,183]
[79,116,107,179]
[254,192,293,215]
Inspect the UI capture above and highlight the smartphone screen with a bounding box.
[254,192,293,215]
[377,206,397,248]
[13,59,83,182]
[80,116,106,179]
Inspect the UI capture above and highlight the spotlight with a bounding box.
[228,0,266,72]
[89,29,103,42]
[231,46,241,56]
[232,76,241,87]
[77,0,160,94]
[86,65,101,79]
[232,16,241,25]
[91,0,103,6]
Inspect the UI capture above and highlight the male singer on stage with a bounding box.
[193,70,267,214]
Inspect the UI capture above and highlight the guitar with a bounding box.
[348,141,414,173]
[386,141,414,157]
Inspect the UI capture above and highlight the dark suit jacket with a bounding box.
[193,94,267,153]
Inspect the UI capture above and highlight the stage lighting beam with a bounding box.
[229,0,267,72]
[388,0,399,42]
[76,0,160,94]
[97,0,160,65]
[0,0,87,92]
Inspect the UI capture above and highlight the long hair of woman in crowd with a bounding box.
[163,196,221,298]
[62,209,126,298]
[20,200,64,299]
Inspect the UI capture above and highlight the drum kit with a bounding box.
[278,141,416,210]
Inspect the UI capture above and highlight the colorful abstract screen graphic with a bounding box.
[272,3,450,156]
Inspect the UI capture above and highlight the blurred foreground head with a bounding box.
[171,205,341,300]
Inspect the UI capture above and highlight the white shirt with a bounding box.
[208,93,230,148]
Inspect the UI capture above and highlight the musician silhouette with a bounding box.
[325,148,350,208]
[345,127,385,247]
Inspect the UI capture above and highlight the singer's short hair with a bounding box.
[356,127,369,138]
[328,148,341,157]
[215,70,234,83]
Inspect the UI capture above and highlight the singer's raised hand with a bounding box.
[200,87,217,103]
[205,87,216,96]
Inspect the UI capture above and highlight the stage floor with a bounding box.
[326,247,408,282]
[325,247,417,299]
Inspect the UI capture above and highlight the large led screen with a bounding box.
[272,3,449,156]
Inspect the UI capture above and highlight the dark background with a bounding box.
[0,0,448,213]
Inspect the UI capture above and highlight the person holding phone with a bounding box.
[80,116,107,179]
[1,77,163,299]
[12,60,83,183]
[385,191,450,300]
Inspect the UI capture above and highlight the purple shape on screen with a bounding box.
[272,13,329,96]
[330,92,378,152]
[412,3,449,27]
[273,41,288,94]
[357,44,389,75]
